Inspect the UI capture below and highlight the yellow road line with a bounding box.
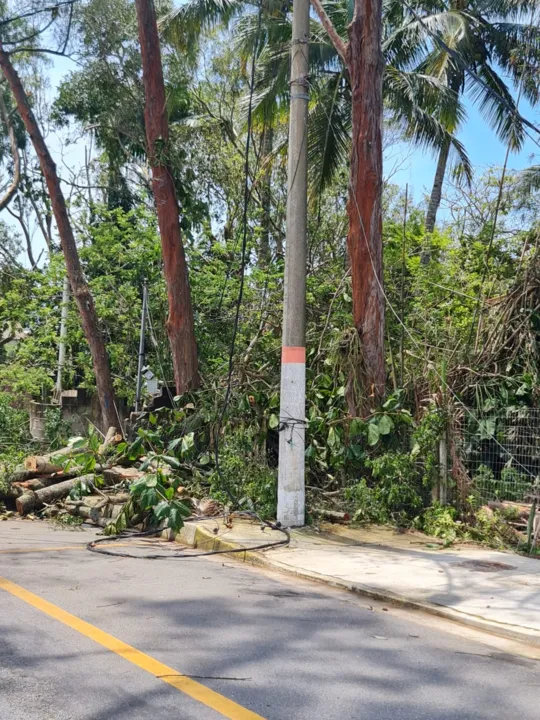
[0,576,266,720]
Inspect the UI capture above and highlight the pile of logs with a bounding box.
[486,500,533,532]
[0,428,144,527]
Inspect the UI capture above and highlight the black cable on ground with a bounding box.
[86,515,290,560]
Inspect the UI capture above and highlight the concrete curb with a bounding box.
[177,523,540,649]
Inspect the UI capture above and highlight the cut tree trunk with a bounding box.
[24,446,86,473]
[424,135,450,238]
[0,47,120,431]
[346,0,385,412]
[0,484,21,501]
[98,426,120,453]
[13,472,79,492]
[64,502,109,527]
[8,467,40,483]
[135,0,199,395]
[16,474,96,516]
[103,466,143,484]
[313,508,351,523]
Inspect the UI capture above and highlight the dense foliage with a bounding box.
[1,0,540,539]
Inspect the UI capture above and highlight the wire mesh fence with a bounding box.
[455,407,540,503]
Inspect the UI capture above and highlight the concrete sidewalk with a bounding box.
[178,519,540,646]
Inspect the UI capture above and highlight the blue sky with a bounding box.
[391,94,540,205]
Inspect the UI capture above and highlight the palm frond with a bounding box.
[384,66,466,134]
[467,62,524,150]
[475,0,537,21]
[487,22,540,105]
[448,135,472,187]
[515,164,540,195]
[159,0,250,51]
[307,74,351,195]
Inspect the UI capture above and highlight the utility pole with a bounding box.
[135,280,148,413]
[53,275,70,404]
[277,0,309,527]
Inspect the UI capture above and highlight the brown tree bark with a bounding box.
[0,47,120,431]
[16,474,96,516]
[311,0,385,412]
[135,0,199,394]
[346,0,385,409]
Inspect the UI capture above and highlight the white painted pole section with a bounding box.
[278,350,306,526]
[54,275,70,402]
[277,0,309,528]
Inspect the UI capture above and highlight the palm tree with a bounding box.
[162,0,470,194]
[161,0,470,407]
[384,0,540,234]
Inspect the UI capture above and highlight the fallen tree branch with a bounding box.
[16,473,96,516]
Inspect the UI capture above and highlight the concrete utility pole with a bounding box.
[277,0,309,527]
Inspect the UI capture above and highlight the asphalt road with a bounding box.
[1,520,539,720]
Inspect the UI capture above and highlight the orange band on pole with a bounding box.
[282,346,306,363]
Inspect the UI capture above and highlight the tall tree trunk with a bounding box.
[0,47,120,431]
[0,86,20,211]
[346,0,385,411]
[425,135,450,236]
[135,0,199,394]
[259,124,273,266]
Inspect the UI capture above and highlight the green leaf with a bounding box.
[145,474,158,488]
[367,423,380,446]
[149,413,157,425]
[199,453,211,466]
[350,444,364,459]
[181,432,195,455]
[327,426,338,448]
[153,501,170,519]
[130,476,148,494]
[268,413,279,429]
[69,437,87,449]
[162,455,181,469]
[139,457,154,471]
[377,415,394,435]
[479,418,496,440]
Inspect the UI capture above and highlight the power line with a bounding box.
[213,0,263,508]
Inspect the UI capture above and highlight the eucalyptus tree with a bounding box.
[0,0,121,429]
[162,0,467,409]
